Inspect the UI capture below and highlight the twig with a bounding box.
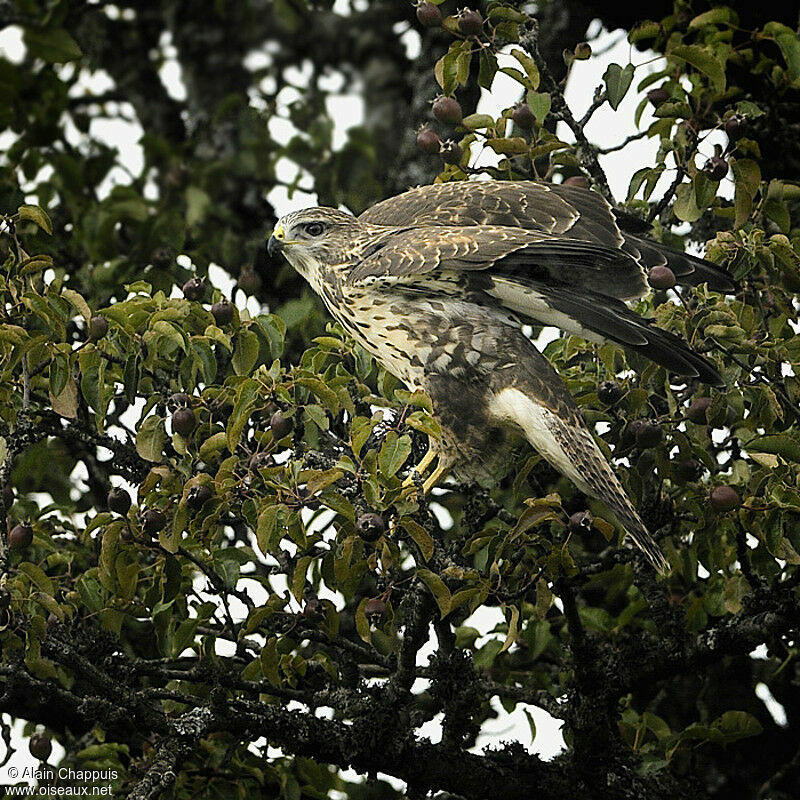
[519,20,613,202]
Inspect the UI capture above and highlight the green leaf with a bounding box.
[603,63,634,110]
[732,158,761,228]
[478,50,498,90]
[416,569,452,617]
[673,182,702,222]
[185,186,211,227]
[746,434,800,464]
[232,328,260,376]
[136,415,166,462]
[526,91,551,123]
[499,605,520,653]
[461,113,495,130]
[23,27,83,63]
[486,137,529,155]
[401,518,434,562]
[688,8,738,29]
[17,204,52,235]
[669,44,726,94]
[378,432,412,478]
[227,378,259,452]
[711,711,763,742]
[510,48,540,90]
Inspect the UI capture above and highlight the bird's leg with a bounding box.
[422,462,450,495]
[401,446,437,489]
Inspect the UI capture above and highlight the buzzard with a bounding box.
[267,180,733,572]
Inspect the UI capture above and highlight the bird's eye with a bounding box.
[304,222,325,237]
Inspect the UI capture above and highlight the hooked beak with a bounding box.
[267,224,285,258]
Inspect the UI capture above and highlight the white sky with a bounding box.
[0,8,776,789]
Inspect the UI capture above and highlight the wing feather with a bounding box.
[359,180,734,294]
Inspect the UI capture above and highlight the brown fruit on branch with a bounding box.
[187,484,213,510]
[456,8,483,36]
[356,513,385,542]
[182,277,205,301]
[568,511,593,535]
[8,523,33,551]
[416,2,442,27]
[647,87,670,106]
[439,140,463,165]
[417,128,441,154]
[432,96,462,124]
[597,381,624,404]
[270,411,293,440]
[172,407,197,437]
[648,265,676,290]
[29,733,52,762]
[687,397,712,424]
[89,316,109,341]
[635,421,663,449]
[141,509,166,537]
[512,103,536,130]
[710,485,740,512]
[211,301,234,326]
[107,488,132,516]
[703,156,728,181]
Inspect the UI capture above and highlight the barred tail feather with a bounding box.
[489,386,668,573]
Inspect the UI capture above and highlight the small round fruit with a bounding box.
[151,248,172,269]
[563,175,590,189]
[29,733,52,762]
[356,513,385,542]
[512,103,536,130]
[107,487,132,516]
[675,458,702,482]
[211,301,234,326]
[724,114,744,140]
[597,381,624,405]
[573,41,592,60]
[710,485,740,512]
[168,392,192,410]
[568,511,593,535]
[432,95,462,124]
[270,411,293,440]
[187,484,213,510]
[416,127,441,154]
[141,509,166,537]
[172,407,197,437]
[182,277,205,301]
[703,156,728,181]
[686,397,712,424]
[364,597,387,617]
[439,140,463,165]
[8,523,33,551]
[648,265,676,290]
[635,421,663,449]
[647,87,670,106]
[237,270,261,295]
[456,8,483,36]
[89,316,109,341]
[416,2,442,27]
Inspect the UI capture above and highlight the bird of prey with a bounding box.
[267,180,733,572]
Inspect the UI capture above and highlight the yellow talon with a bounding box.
[401,447,437,489]
[422,462,450,495]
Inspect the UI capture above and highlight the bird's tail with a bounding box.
[489,385,668,573]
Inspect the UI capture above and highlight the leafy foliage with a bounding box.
[1,2,800,799]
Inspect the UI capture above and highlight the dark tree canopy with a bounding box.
[1,1,800,799]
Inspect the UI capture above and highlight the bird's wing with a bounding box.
[485,279,724,385]
[348,226,723,385]
[358,180,735,294]
[348,225,647,300]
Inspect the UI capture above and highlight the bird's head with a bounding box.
[268,207,363,290]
